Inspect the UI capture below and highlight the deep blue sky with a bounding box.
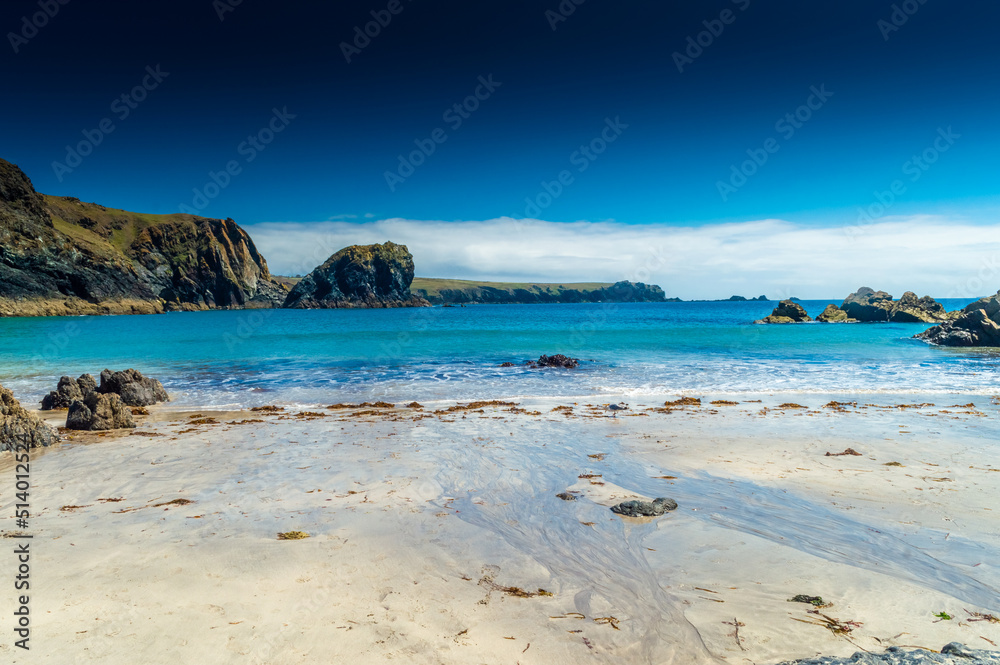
[3,0,999,228]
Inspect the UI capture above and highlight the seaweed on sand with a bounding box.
[277,531,310,540]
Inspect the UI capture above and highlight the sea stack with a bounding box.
[283,242,430,309]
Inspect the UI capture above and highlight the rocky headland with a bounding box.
[916,290,1000,347]
[0,158,285,317]
[283,242,429,309]
[411,279,666,305]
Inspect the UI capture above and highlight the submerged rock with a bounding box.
[534,354,580,368]
[775,642,1000,664]
[754,300,812,324]
[556,492,577,501]
[66,392,135,431]
[1,384,58,452]
[610,497,677,517]
[916,290,1000,347]
[98,369,169,407]
[40,374,97,410]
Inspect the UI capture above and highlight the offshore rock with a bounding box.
[840,287,951,323]
[816,304,857,323]
[755,300,812,324]
[283,242,430,309]
[916,290,1000,347]
[1,384,58,452]
[66,392,135,431]
[610,497,678,517]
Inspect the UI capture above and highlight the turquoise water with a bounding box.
[1,299,996,408]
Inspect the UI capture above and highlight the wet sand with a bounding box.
[3,395,999,664]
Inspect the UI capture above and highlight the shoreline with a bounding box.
[4,394,999,663]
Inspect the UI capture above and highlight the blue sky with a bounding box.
[3,1,999,295]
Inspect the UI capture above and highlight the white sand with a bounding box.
[2,395,999,664]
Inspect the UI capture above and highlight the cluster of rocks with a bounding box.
[40,369,168,431]
[775,642,1000,664]
[1,385,58,452]
[755,288,956,325]
[500,354,581,369]
[916,290,1000,347]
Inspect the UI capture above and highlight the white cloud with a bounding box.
[247,215,1000,300]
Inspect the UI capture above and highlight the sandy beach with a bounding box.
[3,394,998,664]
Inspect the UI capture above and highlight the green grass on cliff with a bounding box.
[43,195,209,253]
[410,278,613,298]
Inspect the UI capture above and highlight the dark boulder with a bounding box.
[754,300,812,324]
[66,392,135,431]
[534,354,580,368]
[98,369,169,406]
[916,291,1000,347]
[610,497,678,517]
[283,242,430,309]
[1,384,58,451]
[40,374,97,410]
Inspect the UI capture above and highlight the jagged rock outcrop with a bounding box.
[413,279,666,305]
[66,392,135,431]
[1,384,58,451]
[0,158,285,317]
[41,374,97,410]
[98,369,169,406]
[283,242,429,309]
[839,287,951,323]
[754,300,812,324]
[816,304,857,323]
[916,290,1000,347]
[41,369,168,408]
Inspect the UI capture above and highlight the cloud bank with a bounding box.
[247,216,1000,300]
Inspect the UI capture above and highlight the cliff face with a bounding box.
[412,279,666,305]
[283,242,429,309]
[0,158,285,317]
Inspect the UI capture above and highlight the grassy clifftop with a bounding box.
[411,278,665,304]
